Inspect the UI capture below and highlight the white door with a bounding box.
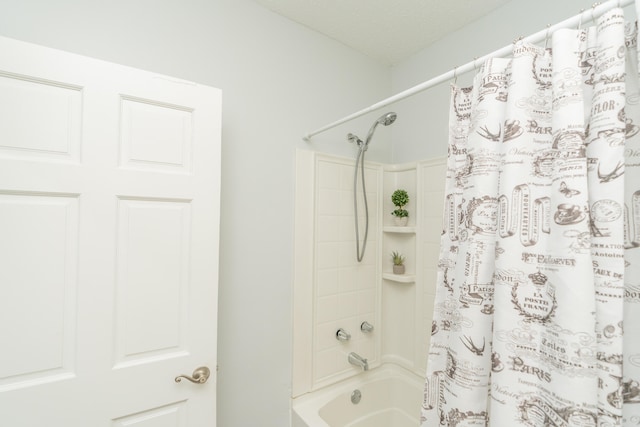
[0,36,220,426]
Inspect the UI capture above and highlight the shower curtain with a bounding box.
[422,7,640,427]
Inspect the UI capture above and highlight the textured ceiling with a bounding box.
[252,0,513,65]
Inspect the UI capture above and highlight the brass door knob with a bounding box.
[175,366,211,384]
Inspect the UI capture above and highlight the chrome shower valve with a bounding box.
[336,328,351,341]
[360,321,374,333]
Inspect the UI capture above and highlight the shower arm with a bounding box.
[302,0,631,142]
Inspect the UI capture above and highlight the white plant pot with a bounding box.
[393,216,408,226]
[393,264,405,274]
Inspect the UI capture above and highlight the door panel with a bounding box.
[0,36,220,426]
[0,192,78,389]
[0,72,82,162]
[119,96,193,173]
[112,401,188,427]
[114,197,191,368]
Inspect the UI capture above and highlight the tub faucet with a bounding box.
[348,352,369,371]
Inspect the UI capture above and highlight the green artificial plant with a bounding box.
[391,251,405,266]
[391,189,409,218]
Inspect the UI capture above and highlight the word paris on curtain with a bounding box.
[422,7,640,427]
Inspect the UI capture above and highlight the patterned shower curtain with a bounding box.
[422,7,640,427]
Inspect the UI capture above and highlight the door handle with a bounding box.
[174,366,211,384]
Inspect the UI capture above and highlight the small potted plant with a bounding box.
[391,251,405,274]
[391,189,409,226]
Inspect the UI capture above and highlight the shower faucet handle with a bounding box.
[360,321,374,333]
[336,328,351,341]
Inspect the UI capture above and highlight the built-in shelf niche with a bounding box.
[383,163,417,287]
[381,162,419,372]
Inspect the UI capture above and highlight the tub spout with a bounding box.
[348,352,369,371]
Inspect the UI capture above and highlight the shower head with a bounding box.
[378,112,397,126]
[364,112,397,146]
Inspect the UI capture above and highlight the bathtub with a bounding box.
[291,364,423,427]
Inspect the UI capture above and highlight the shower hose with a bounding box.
[354,145,368,263]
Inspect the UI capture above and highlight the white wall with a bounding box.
[390,0,635,163]
[0,1,391,425]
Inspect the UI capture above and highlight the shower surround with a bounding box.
[292,149,445,422]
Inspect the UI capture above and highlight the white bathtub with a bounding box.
[291,364,423,427]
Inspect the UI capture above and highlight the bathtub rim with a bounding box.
[291,363,423,427]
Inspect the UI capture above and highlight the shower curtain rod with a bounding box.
[302,0,633,141]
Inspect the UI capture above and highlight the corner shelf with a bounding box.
[383,226,416,234]
[382,273,416,284]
